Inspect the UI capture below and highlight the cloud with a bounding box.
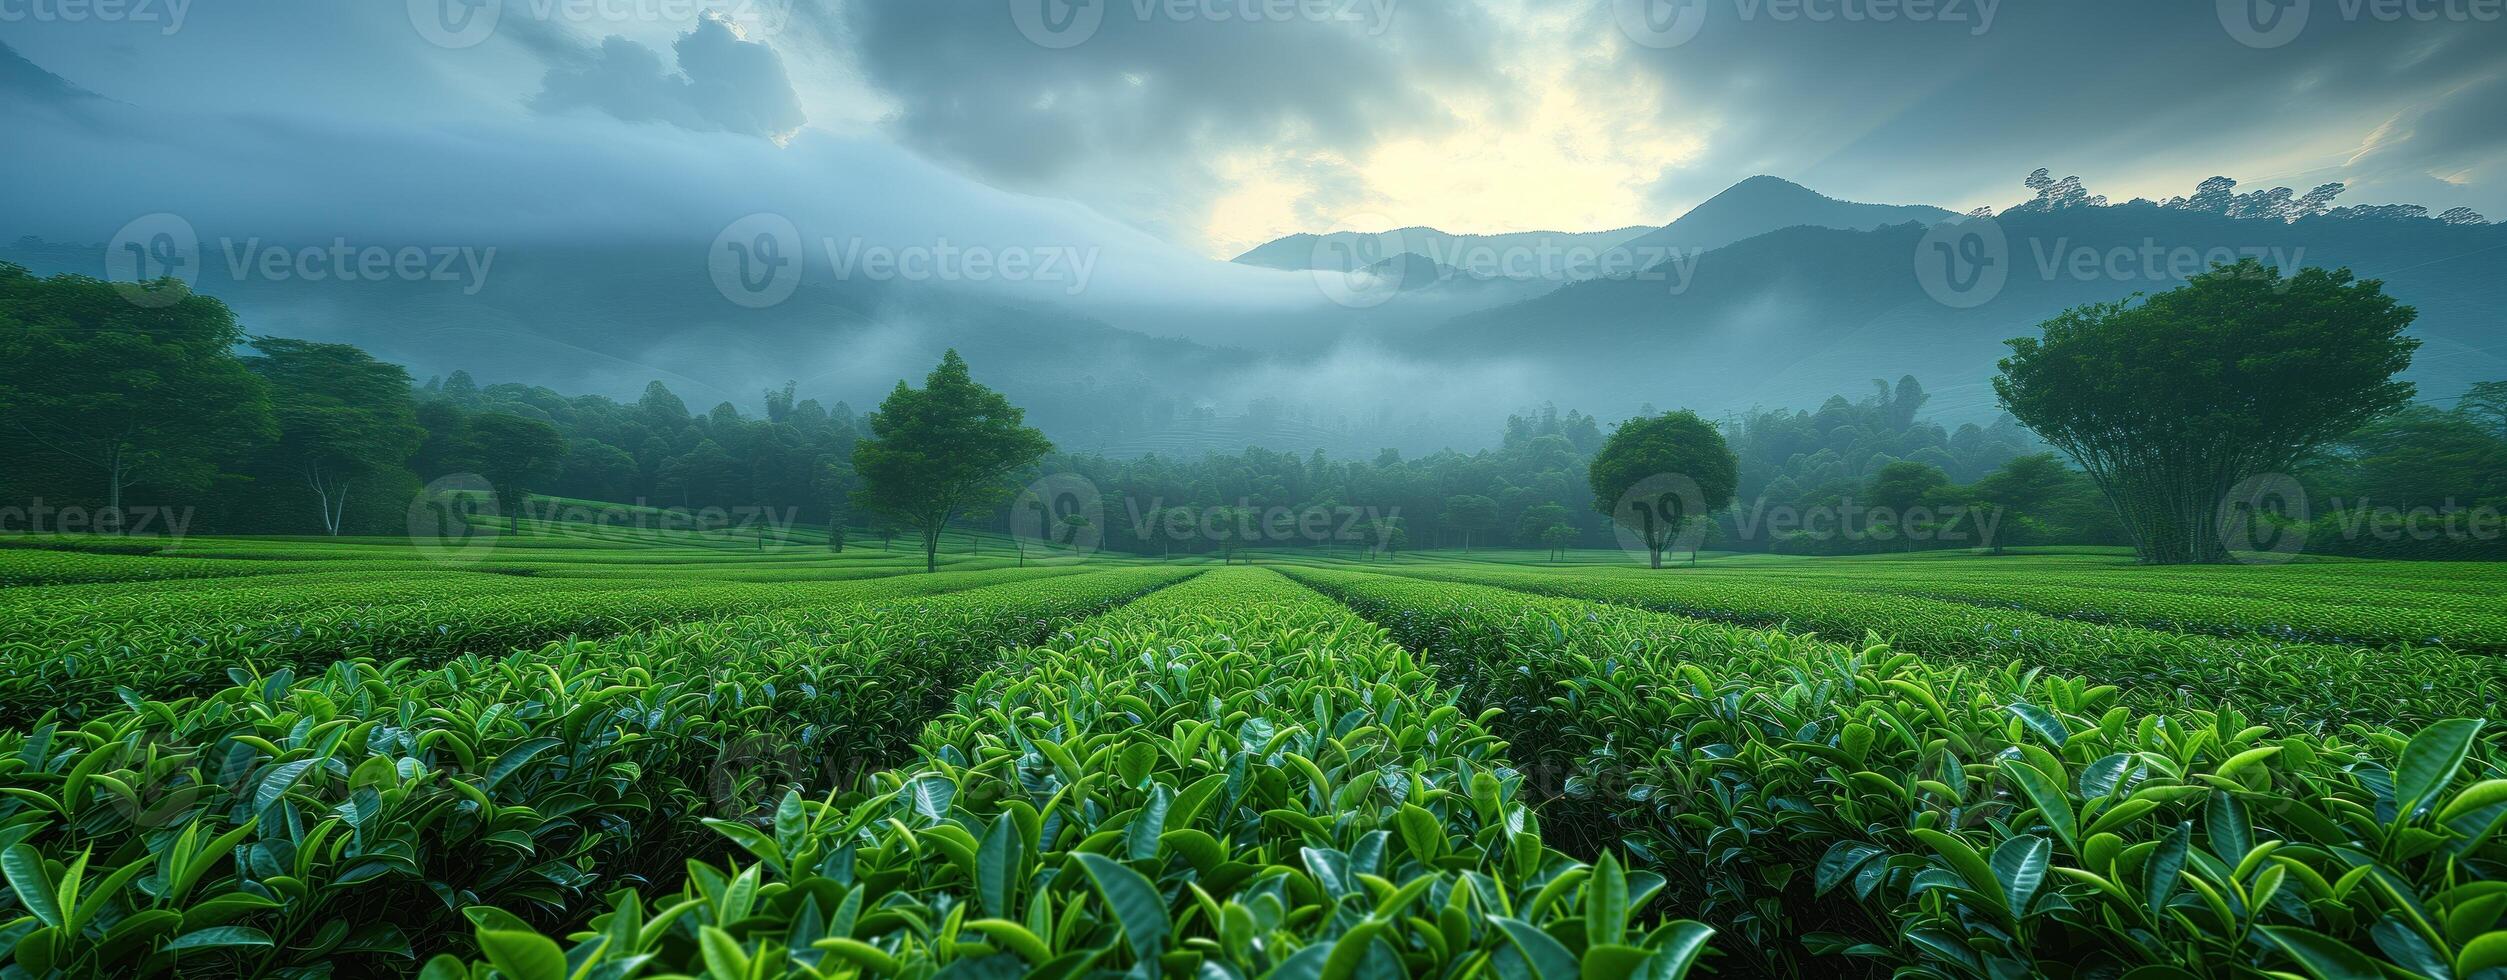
[533,14,805,140]
[1600,0,2506,219]
[836,0,1511,250]
[2348,74,2507,182]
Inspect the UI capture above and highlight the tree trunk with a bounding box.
[1649,548,1663,570]
[105,450,128,535]
[923,528,941,573]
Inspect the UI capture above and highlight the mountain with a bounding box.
[1615,175,1958,258]
[1425,202,2507,422]
[1232,225,1654,282]
[1230,176,1958,286]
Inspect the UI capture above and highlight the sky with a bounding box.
[1,0,2500,261]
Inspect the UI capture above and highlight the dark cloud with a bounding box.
[533,14,805,139]
[837,0,1506,237]
[1602,0,2505,216]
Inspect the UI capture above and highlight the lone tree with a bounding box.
[1995,260,2417,563]
[1589,410,1737,569]
[853,351,1053,573]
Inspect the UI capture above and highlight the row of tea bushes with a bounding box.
[0,568,1192,976]
[419,568,1721,979]
[1288,566,2507,979]
[0,566,1095,725]
[1359,563,2505,730]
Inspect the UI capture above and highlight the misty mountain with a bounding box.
[1615,175,1958,258]
[1426,202,2507,423]
[11,179,2498,461]
[1232,225,1654,282]
[1230,176,1957,288]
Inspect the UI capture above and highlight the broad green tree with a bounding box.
[0,266,274,530]
[1589,410,1738,568]
[246,338,425,534]
[462,413,568,532]
[852,351,1053,572]
[1995,261,2418,563]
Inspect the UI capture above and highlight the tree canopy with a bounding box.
[0,267,274,527]
[852,351,1054,572]
[1995,260,2419,563]
[1589,410,1737,568]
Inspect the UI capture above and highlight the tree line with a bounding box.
[6,258,2499,564]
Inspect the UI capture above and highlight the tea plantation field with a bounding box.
[2,531,2502,979]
